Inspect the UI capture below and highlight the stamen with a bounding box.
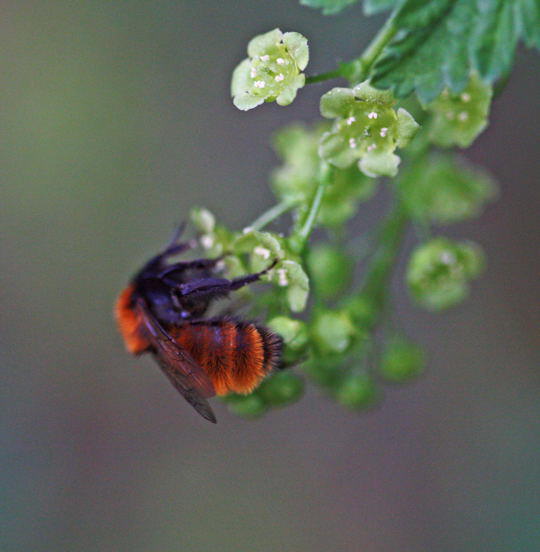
[200,235,214,249]
[277,268,289,287]
[254,246,271,259]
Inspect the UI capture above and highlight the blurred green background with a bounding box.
[1,2,539,551]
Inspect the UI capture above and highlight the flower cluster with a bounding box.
[191,208,310,313]
[231,28,309,111]
[319,82,419,177]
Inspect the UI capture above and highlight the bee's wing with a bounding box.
[151,353,217,424]
[136,300,217,423]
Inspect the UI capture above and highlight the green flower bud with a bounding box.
[257,371,304,407]
[307,245,353,300]
[406,237,485,311]
[231,29,309,111]
[399,153,498,225]
[334,371,377,409]
[268,316,308,350]
[226,394,268,418]
[311,310,356,354]
[424,73,492,148]
[344,294,378,328]
[380,337,425,382]
[304,359,342,388]
[190,207,215,235]
[319,82,419,178]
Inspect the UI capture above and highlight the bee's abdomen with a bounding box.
[171,320,282,395]
[115,284,152,355]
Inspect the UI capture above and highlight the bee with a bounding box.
[115,226,282,423]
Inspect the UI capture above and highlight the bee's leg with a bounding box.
[159,256,225,282]
[175,261,277,300]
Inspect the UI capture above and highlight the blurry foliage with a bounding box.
[186,1,537,418]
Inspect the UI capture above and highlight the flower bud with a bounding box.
[307,245,353,300]
[190,207,215,234]
[334,371,377,409]
[311,310,356,354]
[424,73,492,148]
[268,316,308,350]
[257,372,304,406]
[407,237,485,310]
[380,337,425,382]
[226,394,267,418]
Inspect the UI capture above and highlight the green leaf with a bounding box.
[371,0,540,102]
[300,0,397,15]
[300,0,359,15]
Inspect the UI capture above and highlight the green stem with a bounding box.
[305,69,344,85]
[355,15,397,81]
[248,199,298,231]
[305,14,397,85]
[356,198,408,322]
[291,164,331,252]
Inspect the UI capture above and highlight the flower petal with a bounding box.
[353,82,394,105]
[320,88,355,118]
[283,32,309,70]
[233,93,265,111]
[359,152,400,178]
[231,59,252,96]
[319,131,358,169]
[396,108,420,148]
[247,28,283,57]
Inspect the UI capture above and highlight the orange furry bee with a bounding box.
[115,227,282,423]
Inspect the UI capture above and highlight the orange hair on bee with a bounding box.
[171,321,282,395]
[115,284,151,354]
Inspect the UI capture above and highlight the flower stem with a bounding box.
[305,69,344,85]
[361,198,407,310]
[356,15,397,81]
[248,199,298,231]
[290,163,332,252]
[306,13,397,86]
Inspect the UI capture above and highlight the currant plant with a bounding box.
[195,1,539,418]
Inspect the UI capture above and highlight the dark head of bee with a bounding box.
[115,227,283,423]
